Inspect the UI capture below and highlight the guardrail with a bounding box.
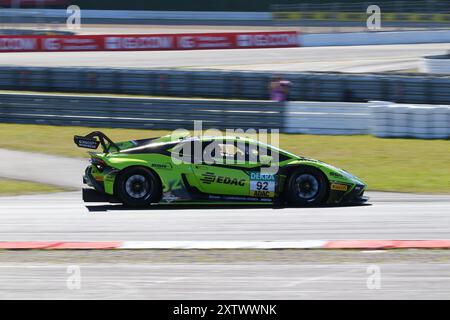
[2,67,450,105]
[0,93,448,139]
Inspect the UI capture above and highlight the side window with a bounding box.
[171,140,203,164]
[245,143,259,163]
[179,140,291,165]
[203,141,244,164]
[253,145,288,163]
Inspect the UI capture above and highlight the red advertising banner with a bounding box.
[0,31,299,53]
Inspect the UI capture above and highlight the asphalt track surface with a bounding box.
[1,43,449,72]
[0,148,449,241]
[1,250,450,299]
[1,26,449,299]
[1,149,450,299]
[0,191,449,242]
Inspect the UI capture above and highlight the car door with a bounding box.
[191,139,277,198]
[190,140,249,196]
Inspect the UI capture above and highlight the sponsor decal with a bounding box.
[330,171,344,178]
[42,37,100,51]
[151,163,172,170]
[200,172,245,186]
[105,36,174,50]
[0,38,37,51]
[208,195,272,202]
[0,31,299,53]
[250,172,275,181]
[162,192,179,203]
[330,183,349,192]
[177,35,233,49]
[74,136,99,149]
[236,32,298,48]
[249,172,276,198]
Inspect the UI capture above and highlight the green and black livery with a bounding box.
[74,131,368,207]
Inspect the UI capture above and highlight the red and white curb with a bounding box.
[0,240,450,250]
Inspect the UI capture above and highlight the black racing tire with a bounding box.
[285,166,328,207]
[115,167,162,207]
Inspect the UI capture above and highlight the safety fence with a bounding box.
[272,11,450,23]
[0,93,448,139]
[271,1,450,23]
[271,1,450,13]
[2,67,450,105]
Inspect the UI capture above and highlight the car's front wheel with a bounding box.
[285,166,328,206]
[116,167,162,207]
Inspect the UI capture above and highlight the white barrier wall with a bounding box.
[421,55,450,74]
[285,101,450,139]
[370,101,450,139]
[285,101,371,135]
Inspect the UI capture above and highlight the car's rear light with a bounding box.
[90,158,107,172]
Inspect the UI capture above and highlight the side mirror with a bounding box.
[259,155,273,167]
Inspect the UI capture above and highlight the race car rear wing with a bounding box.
[74,131,120,153]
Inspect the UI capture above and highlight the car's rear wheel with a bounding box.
[285,166,328,206]
[116,167,162,207]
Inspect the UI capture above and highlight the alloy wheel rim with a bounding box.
[295,174,320,200]
[125,174,151,199]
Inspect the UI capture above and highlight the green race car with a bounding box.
[74,131,368,207]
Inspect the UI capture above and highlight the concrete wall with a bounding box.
[300,30,450,47]
[286,101,450,139]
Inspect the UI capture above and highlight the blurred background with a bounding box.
[0,0,449,300]
[0,0,448,193]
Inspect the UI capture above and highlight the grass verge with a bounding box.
[0,123,448,193]
[0,178,64,196]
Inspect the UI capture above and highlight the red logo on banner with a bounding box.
[0,31,299,53]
